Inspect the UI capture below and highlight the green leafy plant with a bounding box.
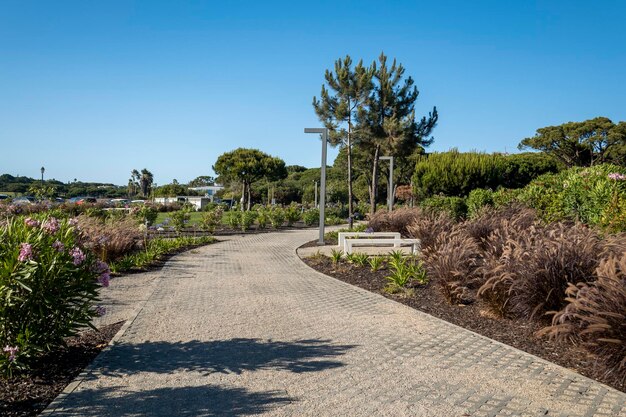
[330,248,343,264]
[171,208,191,232]
[350,252,369,267]
[385,253,427,293]
[224,210,242,229]
[268,207,285,229]
[0,215,110,375]
[368,256,385,272]
[256,207,269,229]
[241,210,257,231]
[302,208,319,226]
[284,203,301,226]
[199,206,224,233]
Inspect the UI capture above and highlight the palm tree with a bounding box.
[140,169,154,198]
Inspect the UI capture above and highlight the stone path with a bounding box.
[45,229,626,416]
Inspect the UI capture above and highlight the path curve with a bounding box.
[46,229,626,416]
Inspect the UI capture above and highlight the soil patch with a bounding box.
[0,321,123,417]
[302,253,625,394]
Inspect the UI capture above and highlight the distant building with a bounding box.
[154,196,211,211]
[188,184,224,201]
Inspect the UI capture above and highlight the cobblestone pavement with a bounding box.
[46,230,626,416]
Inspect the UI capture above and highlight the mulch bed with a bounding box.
[302,253,625,394]
[0,321,123,417]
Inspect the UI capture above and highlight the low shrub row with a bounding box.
[369,205,626,382]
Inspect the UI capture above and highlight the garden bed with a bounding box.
[302,252,625,394]
[0,322,123,417]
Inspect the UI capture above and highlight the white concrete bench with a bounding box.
[338,232,401,248]
[344,238,421,255]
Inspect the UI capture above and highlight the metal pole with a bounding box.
[319,130,327,244]
[389,157,394,212]
[305,128,328,245]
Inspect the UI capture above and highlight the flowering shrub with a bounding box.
[0,215,109,375]
[518,164,626,230]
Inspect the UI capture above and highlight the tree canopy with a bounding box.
[213,148,287,210]
[518,117,626,167]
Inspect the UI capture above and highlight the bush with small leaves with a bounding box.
[285,203,301,226]
[302,208,319,226]
[269,208,285,229]
[200,206,224,233]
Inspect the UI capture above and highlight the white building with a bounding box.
[188,185,224,201]
[154,196,212,211]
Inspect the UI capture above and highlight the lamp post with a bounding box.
[304,128,328,245]
[40,166,45,185]
[379,156,394,212]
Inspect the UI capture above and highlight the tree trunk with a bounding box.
[247,183,252,211]
[240,183,246,211]
[369,145,380,215]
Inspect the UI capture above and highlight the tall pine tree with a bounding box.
[359,52,438,214]
[313,56,374,221]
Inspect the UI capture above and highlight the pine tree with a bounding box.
[359,52,438,214]
[313,56,374,221]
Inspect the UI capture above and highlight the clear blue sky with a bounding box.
[1,0,624,185]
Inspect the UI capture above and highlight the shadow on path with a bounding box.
[55,385,292,416]
[95,338,356,377]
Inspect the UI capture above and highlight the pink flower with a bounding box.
[52,240,65,252]
[93,260,109,274]
[608,173,626,181]
[3,345,19,362]
[69,246,86,265]
[42,217,60,234]
[24,217,40,228]
[69,218,79,226]
[18,243,33,262]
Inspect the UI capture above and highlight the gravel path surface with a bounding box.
[45,230,626,416]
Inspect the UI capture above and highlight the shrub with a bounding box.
[171,209,191,232]
[268,208,285,229]
[241,210,257,231]
[256,207,269,229]
[423,226,482,304]
[132,204,158,226]
[302,208,319,226]
[517,164,626,230]
[224,210,242,229]
[420,196,467,219]
[76,215,142,262]
[367,207,423,237]
[478,223,603,319]
[406,209,455,252]
[466,188,494,218]
[412,150,559,199]
[540,254,626,383]
[284,203,301,226]
[0,215,109,375]
[200,206,224,233]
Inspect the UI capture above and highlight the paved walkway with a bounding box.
[46,230,626,416]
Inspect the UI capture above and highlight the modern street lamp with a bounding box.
[40,166,45,184]
[304,127,328,245]
[379,156,394,212]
